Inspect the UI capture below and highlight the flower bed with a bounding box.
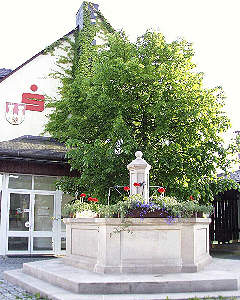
[125,207,170,218]
[63,194,213,220]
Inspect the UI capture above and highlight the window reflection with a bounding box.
[8,174,32,190]
[33,237,52,251]
[34,176,57,191]
[61,193,73,231]
[8,237,28,251]
[34,194,54,231]
[9,193,30,231]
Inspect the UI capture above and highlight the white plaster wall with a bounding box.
[0,37,73,142]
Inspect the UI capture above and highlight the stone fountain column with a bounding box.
[127,151,151,203]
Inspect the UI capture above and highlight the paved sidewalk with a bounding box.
[0,256,54,299]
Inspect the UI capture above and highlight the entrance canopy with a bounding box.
[0,135,73,176]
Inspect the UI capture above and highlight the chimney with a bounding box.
[76,2,99,30]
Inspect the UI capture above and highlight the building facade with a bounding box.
[0,2,101,255]
[0,31,72,256]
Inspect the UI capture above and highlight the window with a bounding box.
[8,175,58,191]
[61,193,73,231]
[34,176,57,191]
[8,174,32,190]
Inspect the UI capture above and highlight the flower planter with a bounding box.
[63,217,212,274]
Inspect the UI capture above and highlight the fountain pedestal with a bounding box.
[63,217,212,274]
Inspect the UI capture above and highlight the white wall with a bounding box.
[0,37,74,255]
[0,38,73,142]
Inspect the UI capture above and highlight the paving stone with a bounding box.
[0,256,54,299]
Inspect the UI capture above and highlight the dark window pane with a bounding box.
[8,237,28,251]
[61,237,66,251]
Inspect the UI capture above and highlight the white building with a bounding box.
[0,1,102,256]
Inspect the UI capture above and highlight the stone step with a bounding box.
[4,267,240,300]
[4,268,81,300]
[18,258,240,294]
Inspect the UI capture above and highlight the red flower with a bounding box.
[123,186,130,191]
[189,195,194,201]
[157,187,166,193]
[133,182,141,187]
[88,197,99,202]
[80,193,86,198]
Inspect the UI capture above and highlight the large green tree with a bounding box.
[46,10,238,203]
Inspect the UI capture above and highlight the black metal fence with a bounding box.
[210,190,239,243]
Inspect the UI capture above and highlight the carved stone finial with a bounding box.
[135,151,143,159]
[127,151,151,203]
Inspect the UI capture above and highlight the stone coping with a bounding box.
[63,217,211,225]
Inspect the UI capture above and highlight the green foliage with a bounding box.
[63,200,99,216]
[45,2,239,204]
[43,36,71,56]
[211,177,240,197]
[63,194,213,219]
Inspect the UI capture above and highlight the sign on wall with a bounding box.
[5,84,45,125]
[22,84,45,112]
[6,102,26,125]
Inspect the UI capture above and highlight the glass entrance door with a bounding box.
[8,193,31,252]
[7,192,56,254]
[32,194,54,253]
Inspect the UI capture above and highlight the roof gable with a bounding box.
[0,29,75,84]
[0,2,114,84]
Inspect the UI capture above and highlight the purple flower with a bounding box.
[165,216,175,224]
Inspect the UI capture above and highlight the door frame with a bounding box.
[6,189,58,255]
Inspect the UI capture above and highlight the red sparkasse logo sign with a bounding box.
[21,84,45,112]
